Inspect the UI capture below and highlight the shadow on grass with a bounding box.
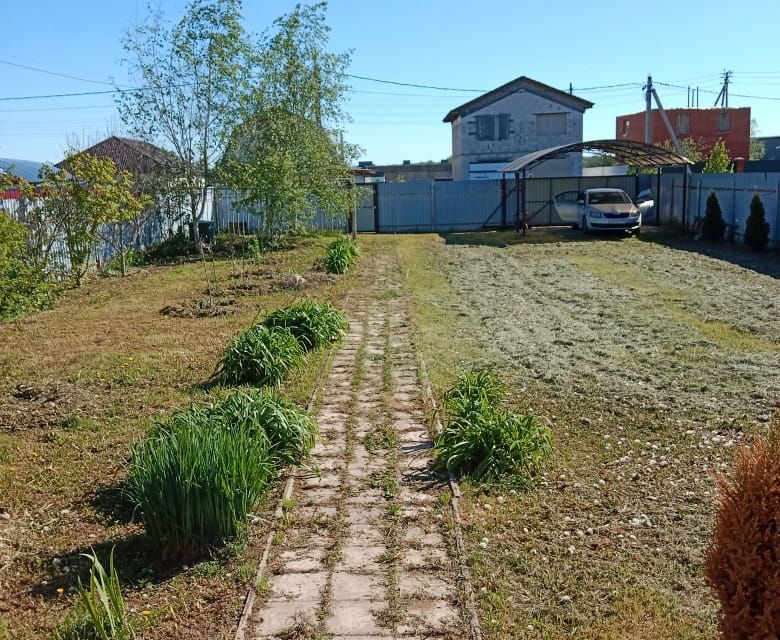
[439,226,636,248]
[29,534,175,600]
[639,231,780,279]
[87,481,137,526]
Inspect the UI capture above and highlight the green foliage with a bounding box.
[202,389,317,467]
[141,229,195,262]
[703,139,733,174]
[749,118,765,161]
[702,191,727,242]
[117,0,255,244]
[59,548,135,640]
[213,324,304,387]
[434,367,552,484]
[0,212,53,321]
[262,300,348,351]
[219,3,359,233]
[325,236,359,274]
[128,408,274,559]
[744,194,770,251]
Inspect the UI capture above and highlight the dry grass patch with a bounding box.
[0,235,361,639]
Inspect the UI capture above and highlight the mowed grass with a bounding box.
[392,231,780,639]
[0,236,359,639]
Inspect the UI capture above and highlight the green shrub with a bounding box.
[0,212,53,321]
[128,411,273,560]
[213,325,304,387]
[434,367,552,484]
[203,389,317,467]
[141,229,194,262]
[325,236,359,274]
[702,191,726,242]
[744,194,770,251]
[263,300,348,351]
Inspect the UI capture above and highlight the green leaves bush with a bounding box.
[128,406,274,560]
[213,325,304,386]
[325,236,359,274]
[702,191,726,242]
[263,300,347,351]
[434,367,552,484]
[744,194,770,251]
[0,212,53,321]
[203,389,317,467]
[128,390,316,559]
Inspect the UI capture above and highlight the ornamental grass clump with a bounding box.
[127,408,274,560]
[204,389,317,467]
[262,300,348,351]
[212,324,304,387]
[76,548,134,640]
[434,367,552,484]
[705,425,780,639]
[325,236,359,274]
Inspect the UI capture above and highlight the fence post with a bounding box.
[775,181,779,246]
[372,183,380,233]
[430,181,436,232]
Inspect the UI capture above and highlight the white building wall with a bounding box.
[451,89,585,180]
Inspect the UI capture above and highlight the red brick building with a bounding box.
[616,107,751,160]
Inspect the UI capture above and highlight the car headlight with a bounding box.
[630,210,640,218]
[587,209,603,218]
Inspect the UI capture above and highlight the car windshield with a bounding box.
[589,191,630,205]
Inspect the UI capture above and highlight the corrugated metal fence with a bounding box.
[658,172,780,246]
[372,175,639,233]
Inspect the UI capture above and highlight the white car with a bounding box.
[554,188,654,236]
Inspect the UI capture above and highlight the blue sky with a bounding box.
[3,0,780,164]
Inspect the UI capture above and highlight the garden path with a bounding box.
[246,261,465,639]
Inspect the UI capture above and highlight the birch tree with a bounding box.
[116,0,255,247]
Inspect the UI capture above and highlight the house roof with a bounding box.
[443,76,594,123]
[0,158,60,183]
[58,136,178,175]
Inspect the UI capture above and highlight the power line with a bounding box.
[0,58,125,88]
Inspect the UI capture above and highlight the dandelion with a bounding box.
[56,587,64,594]
[142,609,152,616]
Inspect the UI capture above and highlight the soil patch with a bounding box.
[159,298,241,318]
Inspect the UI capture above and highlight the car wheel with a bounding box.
[633,227,641,237]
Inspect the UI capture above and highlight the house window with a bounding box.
[476,115,495,141]
[717,112,730,132]
[498,113,511,140]
[536,112,568,136]
[622,119,630,137]
[676,114,690,135]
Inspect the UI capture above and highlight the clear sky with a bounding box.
[3,0,780,165]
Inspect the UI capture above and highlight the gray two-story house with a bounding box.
[444,76,593,180]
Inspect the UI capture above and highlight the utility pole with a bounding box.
[644,75,653,144]
[713,70,732,108]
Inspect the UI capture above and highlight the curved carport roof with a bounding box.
[499,139,694,173]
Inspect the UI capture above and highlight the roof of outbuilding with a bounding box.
[443,76,594,123]
[58,136,178,174]
[499,139,694,173]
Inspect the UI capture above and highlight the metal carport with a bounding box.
[498,140,694,232]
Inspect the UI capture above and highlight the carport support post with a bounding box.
[501,174,507,228]
[515,172,521,232]
[682,168,689,231]
[656,167,661,225]
[521,168,528,236]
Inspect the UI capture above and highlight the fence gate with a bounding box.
[355,186,375,232]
